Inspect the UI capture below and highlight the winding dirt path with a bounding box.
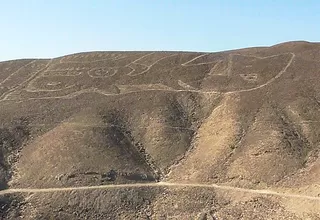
[0,182,319,201]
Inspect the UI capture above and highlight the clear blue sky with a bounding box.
[0,0,319,61]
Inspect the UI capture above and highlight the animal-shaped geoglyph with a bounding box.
[3,52,294,100]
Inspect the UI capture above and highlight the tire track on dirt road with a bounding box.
[0,181,319,201]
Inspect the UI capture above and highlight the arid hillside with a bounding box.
[0,41,319,219]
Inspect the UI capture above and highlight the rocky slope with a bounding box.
[0,41,319,219]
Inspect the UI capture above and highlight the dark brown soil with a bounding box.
[0,41,319,219]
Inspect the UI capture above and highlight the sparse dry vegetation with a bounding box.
[0,41,319,219]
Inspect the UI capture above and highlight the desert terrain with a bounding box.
[0,41,319,219]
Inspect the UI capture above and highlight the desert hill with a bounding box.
[0,41,319,219]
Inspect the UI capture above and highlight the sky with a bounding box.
[0,0,319,61]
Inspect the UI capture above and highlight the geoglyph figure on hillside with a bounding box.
[1,51,294,101]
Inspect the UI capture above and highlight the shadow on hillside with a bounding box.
[0,118,30,190]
